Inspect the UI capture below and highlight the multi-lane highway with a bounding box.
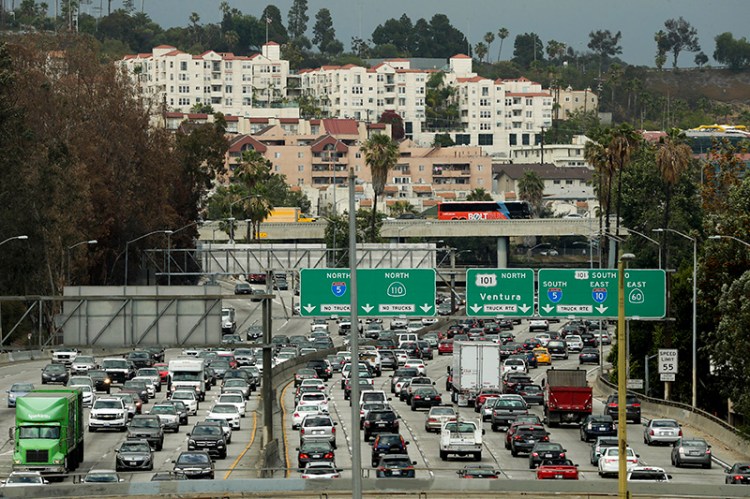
[0,281,746,489]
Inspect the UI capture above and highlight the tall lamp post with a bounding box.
[125,230,173,286]
[654,227,697,408]
[709,234,750,249]
[0,235,28,247]
[67,239,97,284]
[617,252,635,499]
[627,228,662,269]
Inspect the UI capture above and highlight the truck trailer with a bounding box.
[543,368,593,426]
[449,341,503,407]
[12,388,84,476]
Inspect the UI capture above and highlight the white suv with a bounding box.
[89,397,127,432]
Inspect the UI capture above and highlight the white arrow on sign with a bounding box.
[542,305,554,313]
[420,303,433,313]
[303,304,316,313]
[518,304,530,313]
[470,304,482,313]
[595,305,608,314]
[361,304,374,313]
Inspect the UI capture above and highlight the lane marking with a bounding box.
[223,410,257,479]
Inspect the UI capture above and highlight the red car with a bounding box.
[438,340,454,355]
[248,273,266,284]
[474,388,503,412]
[535,459,579,480]
[153,363,170,384]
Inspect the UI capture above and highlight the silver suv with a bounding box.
[299,414,337,448]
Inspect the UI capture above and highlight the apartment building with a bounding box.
[120,43,291,116]
[508,135,593,167]
[553,85,599,119]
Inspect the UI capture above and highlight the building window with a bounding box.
[566,180,573,185]
[522,134,530,145]
[298,165,304,172]
[455,134,470,145]
[478,134,493,146]
[274,152,281,158]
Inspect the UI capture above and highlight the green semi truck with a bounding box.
[11,388,84,476]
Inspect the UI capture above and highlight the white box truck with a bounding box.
[168,358,206,401]
[449,341,503,407]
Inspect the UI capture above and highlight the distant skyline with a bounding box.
[108,0,748,67]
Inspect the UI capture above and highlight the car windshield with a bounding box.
[682,440,706,448]
[75,356,94,363]
[93,399,121,409]
[132,418,160,428]
[85,472,119,482]
[383,457,412,468]
[172,392,195,401]
[192,426,221,436]
[177,453,209,465]
[302,394,325,402]
[44,365,66,373]
[152,405,175,414]
[378,435,402,446]
[303,417,332,427]
[630,469,668,481]
[11,383,34,392]
[590,416,612,423]
[139,369,158,376]
[498,400,526,408]
[102,360,127,369]
[301,442,331,452]
[120,442,150,453]
[219,395,243,403]
[445,422,476,433]
[211,405,238,414]
[225,379,247,386]
[18,426,60,439]
[7,475,42,484]
[431,408,456,416]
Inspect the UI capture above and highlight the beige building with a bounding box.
[554,85,599,119]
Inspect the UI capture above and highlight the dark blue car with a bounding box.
[579,415,617,442]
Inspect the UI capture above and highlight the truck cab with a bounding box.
[221,308,236,334]
[168,358,207,401]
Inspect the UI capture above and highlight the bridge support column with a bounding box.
[496,236,509,268]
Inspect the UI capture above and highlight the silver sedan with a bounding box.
[643,418,681,445]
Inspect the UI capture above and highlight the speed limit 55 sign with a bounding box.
[658,349,678,380]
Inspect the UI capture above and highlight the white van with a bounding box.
[398,333,419,346]
[359,390,388,406]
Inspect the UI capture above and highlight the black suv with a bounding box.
[88,369,112,393]
[510,425,550,457]
[604,394,641,424]
[187,422,227,459]
[579,414,616,442]
[306,359,332,380]
[115,439,153,471]
[410,387,441,411]
[127,350,153,369]
[363,409,399,442]
[127,415,164,451]
[370,433,409,467]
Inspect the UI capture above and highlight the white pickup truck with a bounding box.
[439,420,484,461]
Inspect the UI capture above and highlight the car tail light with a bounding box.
[300,428,305,435]
[427,417,437,423]
[364,421,370,427]
[706,448,711,454]
[541,435,549,442]
[608,403,617,408]
[414,396,422,400]
[735,475,744,481]
[324,452,333,459]
[650,430,655,436]
[515,435,522,441]
[532,452,538,457]
[394,420,399,428]
[435,396,442,401]
[299,453,309,459]
[631,403,640,407]
[559,452,565,458]
[377,467,385,472]
[678,429,683,437]
[332,427,336,434]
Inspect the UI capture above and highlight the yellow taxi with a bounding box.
[533,347,552,365]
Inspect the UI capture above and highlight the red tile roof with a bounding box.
[412,185,432,193]
[451,54,471,59]
[264,41,280,46]
[224,116,239,122]
[310,135,350,153]
[383,186,398,193]
[322,119,359,136]
[249,118,269,124]
[227,135,268,154]
[279,118,299,124]
[187,113,209,120]
[437,192,457,199]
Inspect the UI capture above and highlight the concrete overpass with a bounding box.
[198,218,603,242]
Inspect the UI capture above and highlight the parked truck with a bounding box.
[11,388,84,476]
[542,368,593,427]
[168,358,207,401]
[449,341,503,407]
[264,207,317,223]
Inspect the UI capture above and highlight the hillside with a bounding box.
[644,68,750,105]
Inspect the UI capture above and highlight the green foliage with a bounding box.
[466,188,492,201]
[369,13,467,58]
[361,134,399,241]
[588,29,623,75]
[518,170,545,216]
[287,0,309,41]
[662,17,701,68]
[312,8,340,54]
[425,72,459,131]
[432,134,455,147]
[713,32,750,70]
[512,33,544,68]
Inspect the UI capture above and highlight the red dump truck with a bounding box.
[543,368,592,427]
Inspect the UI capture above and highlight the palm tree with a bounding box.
[483,32,495,63]
[656,128,692,266]
[585,138,609,249]
[518,170,545,216]
[474,42,488,63]
[234,150,274,240]
[466,188,492,201]
[361,134,399,241]
[497,27,509,61]
[609,124,640,245]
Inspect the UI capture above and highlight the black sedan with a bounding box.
[579,347,600,365]
[375,454,417,478]
[173,451,215,479]
[529,442,566,469]
[726,463,750,484]
[297,441,335,470]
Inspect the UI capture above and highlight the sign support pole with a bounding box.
[617,253,634,499]
[348,168,362,499]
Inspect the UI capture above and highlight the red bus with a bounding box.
[437,201,511,220]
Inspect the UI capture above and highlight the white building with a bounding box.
[119,43,291,116]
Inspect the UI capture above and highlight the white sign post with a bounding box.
[659,349,678,382]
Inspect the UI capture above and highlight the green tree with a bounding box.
[518,170,545,216]
[389,200,417,217]
[433,134,455,147]
[286,0,308,41]
[654,30,669,70]
[261,5,289,44]
[694,52,709,67]
[233,150,276,239]
[371,14,414,54]
[663,17,701,68]
[496,27,509,61]
[588,29,623,76]
[713,32,750,70]
[474,42,488,63]
[312,8,337,54]
[425,71,459,131]
[512,32,543,68]
[483,32,495,62]
[546,40,566,64]
[361,134,399,241]
[466,188,493,201]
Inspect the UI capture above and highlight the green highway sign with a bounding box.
[466,269,535,317]
[537,268,666,319]
[299,268,436,317]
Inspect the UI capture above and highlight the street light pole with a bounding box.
[627,228,662,269]
[67,239,98,284]
[167,221,202,285]
[0,235,28,247]
[617,252,635,499]
[709,234,750,248]
[125,230,173,286]
[654,227,697,408]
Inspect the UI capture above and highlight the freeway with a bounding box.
[279,318,737,485]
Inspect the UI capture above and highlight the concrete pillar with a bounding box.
[497,236,509,268]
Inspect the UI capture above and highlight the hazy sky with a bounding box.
[119,0,748,67]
